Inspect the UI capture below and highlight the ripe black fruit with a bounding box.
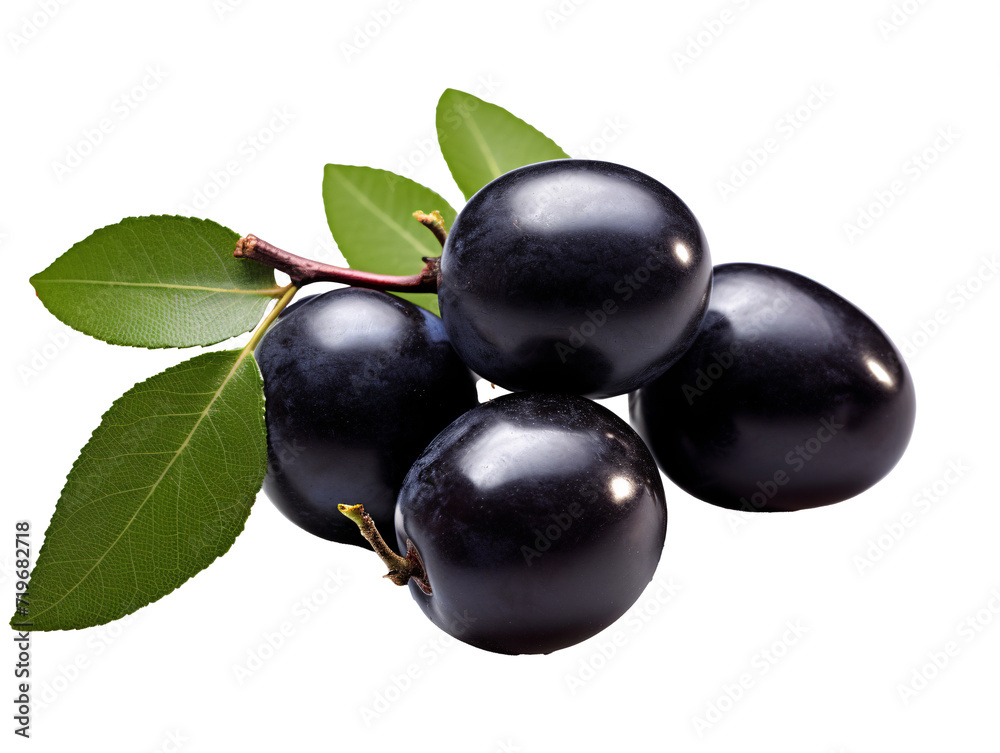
[395,393,667,655]
[255,288,478,546]
[630,263,916,512]
[437,159,712,398]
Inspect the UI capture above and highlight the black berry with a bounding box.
[630,263,916,512]
[437,159,712,398]
[395,392,667,654]
[255,288,478,546]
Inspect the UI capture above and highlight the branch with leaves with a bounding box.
[14,87,569,632]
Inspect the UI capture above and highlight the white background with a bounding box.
[3,0,999,751]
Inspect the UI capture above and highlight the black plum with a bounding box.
[394,392,667,655]
[437,159,712,398]
[276,291,319,318]
[630,263,916,512]
[255,288,478,546]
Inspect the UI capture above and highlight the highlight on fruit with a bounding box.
[15,87,914,656]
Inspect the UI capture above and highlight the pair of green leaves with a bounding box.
[323,88,567,314]
[17,88,568,631]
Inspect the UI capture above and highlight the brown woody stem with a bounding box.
[234,235,440,292]
[338,504,432,595]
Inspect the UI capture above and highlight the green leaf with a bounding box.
[11,350,266,631]
[322,165,455,315]
[30,216,279,348]
[436,88,570,201]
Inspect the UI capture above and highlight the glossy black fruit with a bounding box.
[255,288,478,546]
[630,263,916,512]
[395,392,667,655]
[277,291,319,318]
[437,159,712,399]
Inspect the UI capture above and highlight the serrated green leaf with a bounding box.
[30,216,280,348]
[436,88,570,200]
[11,350,266,631]
[322,165,455,315]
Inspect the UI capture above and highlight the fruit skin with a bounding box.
[255,288,478,547]
[276,291,319,318]
[395,392,667,655]
[630,263,916,512]
[437,159,712,399]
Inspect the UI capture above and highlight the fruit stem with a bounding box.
[338,504,432,595]
[412,210,448,247]
[234,235,440,293]
[244,284,298,352]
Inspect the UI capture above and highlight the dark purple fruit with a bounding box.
[437,159,712,398]
[255,288,478,546]
[395,392,667,655]
[630,263,916,512]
